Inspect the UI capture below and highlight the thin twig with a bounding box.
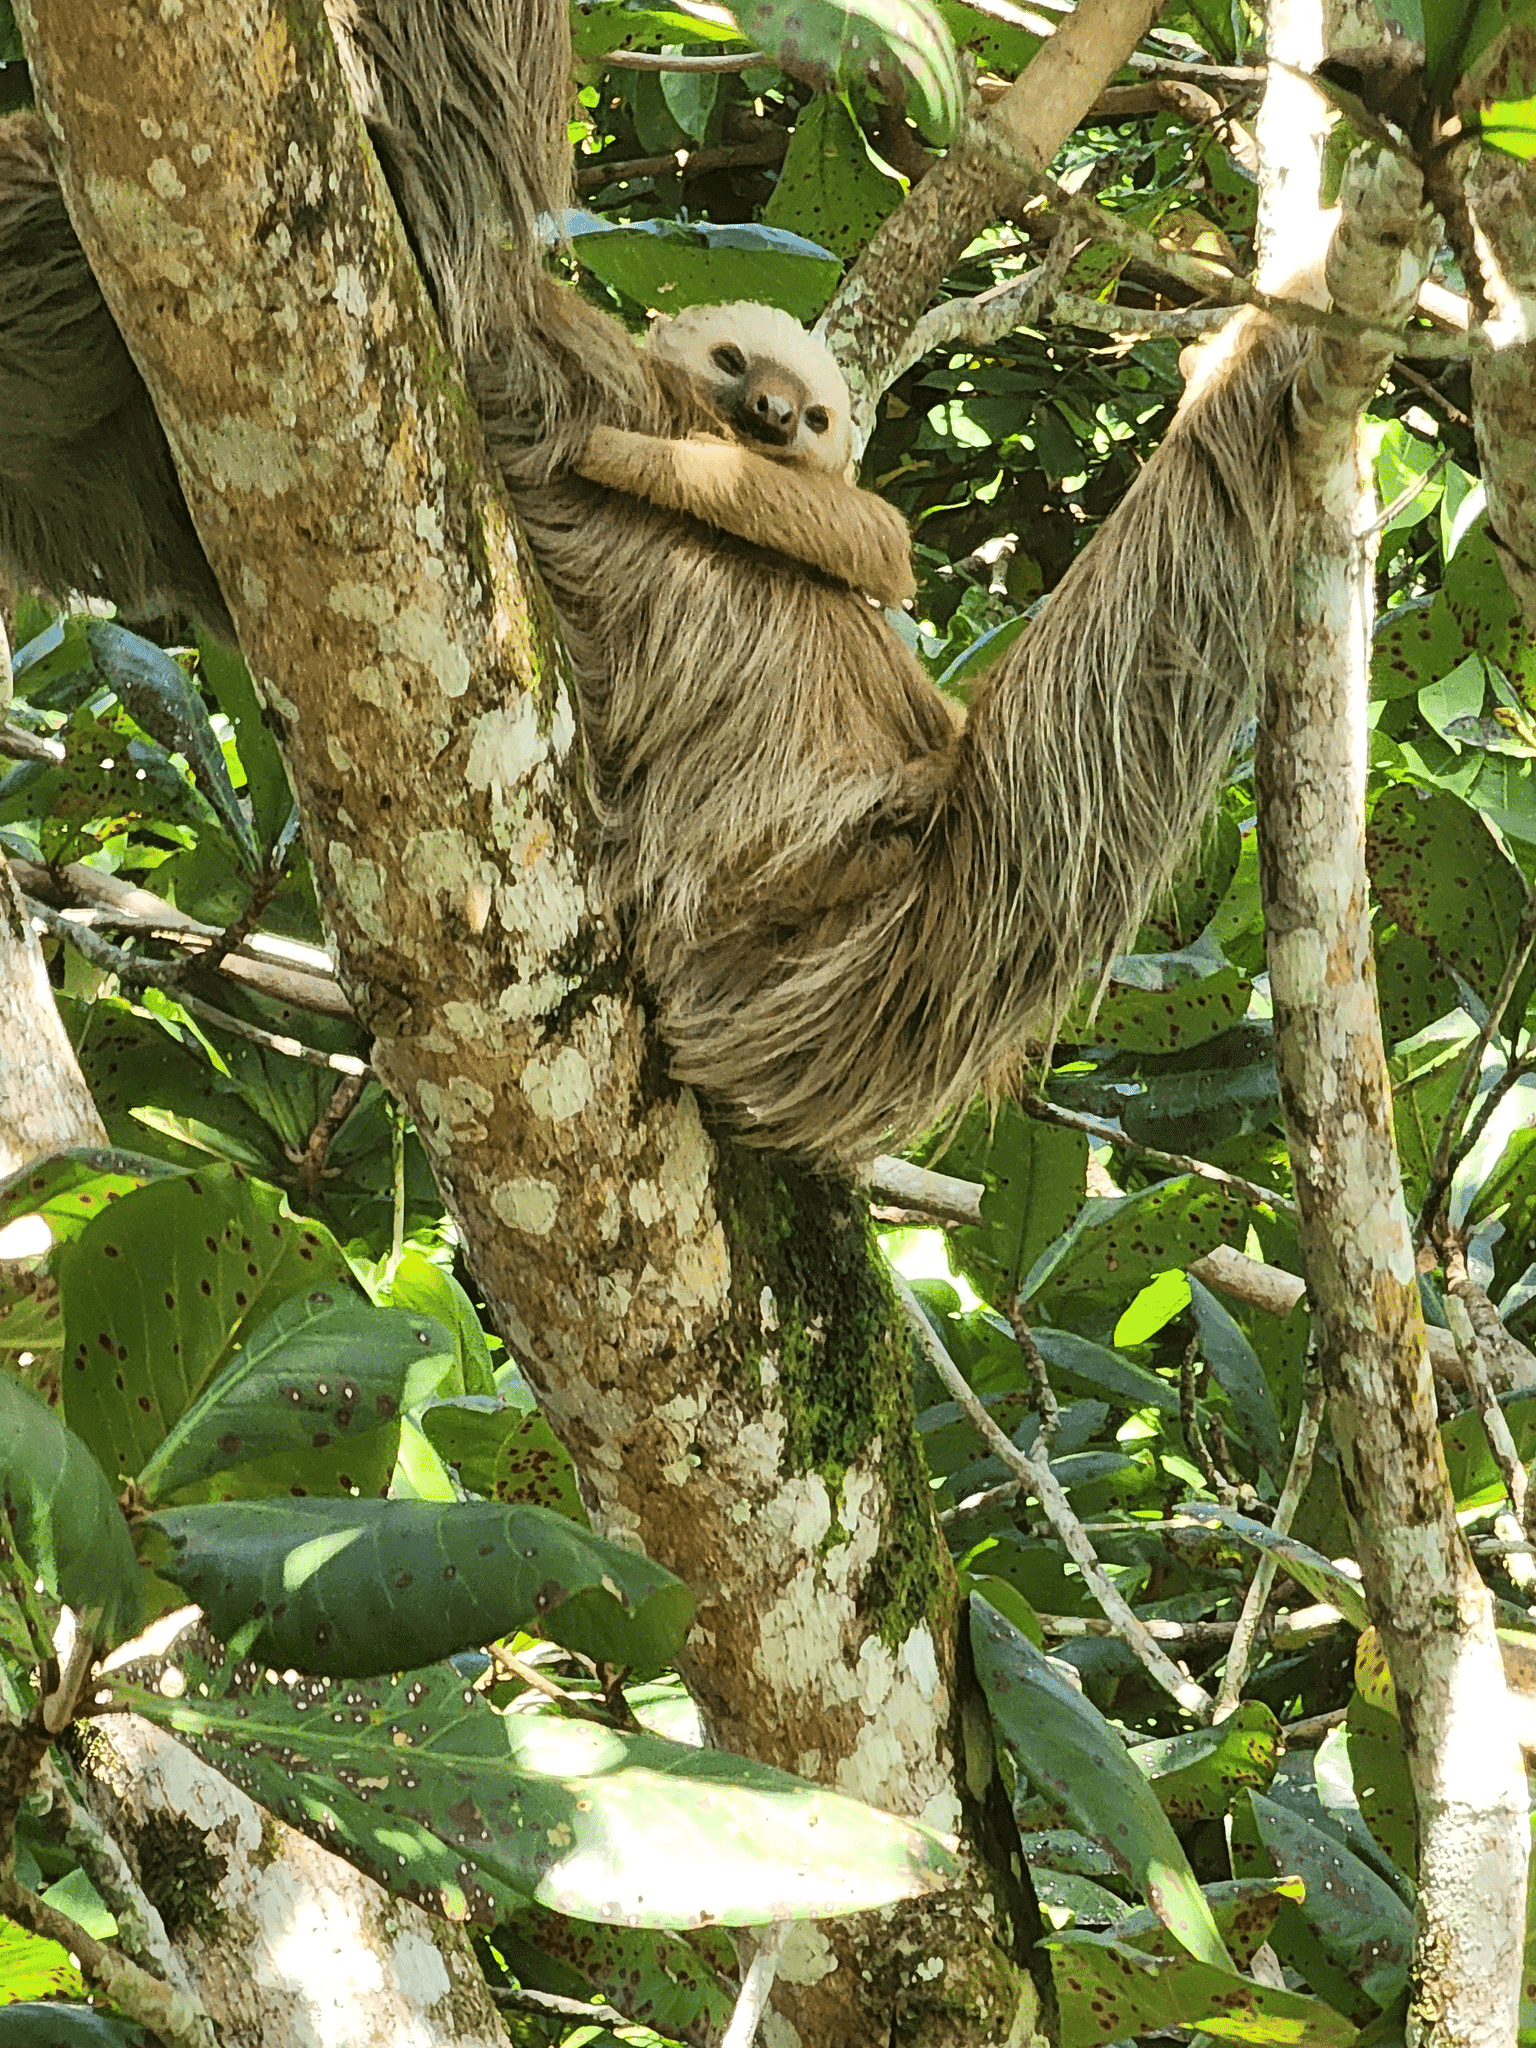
[1214,1358,1325,1717]
[1006,1296,1060,1450]
[866,1155,984,1226]
[488,1983,631,2025]
[1179,1331,1240,1505]
[894,1273,1214,1716]
[0,1871,216,2048]
[27,899,368,1075]
[575,134,787,192]
[970,136,1473,358]
[1392,357,1473,427]
[599,46,767,69]
[1052,291,1235,340]
[1018,1090,1295,1213]
[1,719,65,763]
[294,1069,369,1199]
[721,1922,789,2048]
[1443,1245,1531,1534]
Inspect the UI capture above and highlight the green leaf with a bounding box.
[1131,1702,1281,1821]
[934,0,1043,72]
[0,1372,143,1653]
[119,1644,960,1927]
[0,1147,173,1243]
[970,1596,1230,1967]
[1478,88,1536,153]
[1079,962,1251,1057]
[146,1496,694,1677]
[1369,783,1536,1026]
[928,1098,1088,1306]
[419,1396,584,1517]
[735,0,963,142]
[573,5,748,59]
[1048,1927,1360,2047]
[137,1290,456,1500]
[1030,1328,1179,1415]
[1246,1788,1413,2009]
[571,217,841,322]
[85,622,258,872]
[1184,1506,1370,1628]
[1330,1707,1418,1882]
[1371,597,1468,703]
[1187,1275,1285,1477]
[58,1164,352,1483]
[0,1914,86,2004]
[380,1250,496,1396]
[194,630,294,853]
[1021,1178,1245,1315]
[1374,926,1460,1044]
[764,93,904,262]
[0,2008,149,2046]
[491,1906,736,2039]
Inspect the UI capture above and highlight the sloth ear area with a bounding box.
[575,424,916,609]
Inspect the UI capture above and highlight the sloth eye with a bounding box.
[805,406,831,434]
[711,344,748,376]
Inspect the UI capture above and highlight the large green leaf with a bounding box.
[1187,1275,1285,1478]
[1077,961,1251,1057]
[734,0,963,141]
[145,1496,694,1677]
[492,1906,736,2039]
[0,1148,173,1243]
[1369,783,1536,1027]
[0,1372,142,1655]
[118,1645,960,1928]
[1048,1927,1360,2047]
[85,622,258,873]
[58,1164,351,1482]
[930,1098,1088,1307]
[0,2009,148,2046]
[418,1396,584,1517]
[971,1596,1229,1967]
[1021,1178,1245,1315]
[137,1290,456,1500]
[570,218,841,322]
[1130,1703,1281,1822]
[1245,1789,1413,2010]
[763,93,903,261]
[0,1913,86,2004]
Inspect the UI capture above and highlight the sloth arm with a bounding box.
[576,426,916,608]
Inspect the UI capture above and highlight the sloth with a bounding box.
[0,0,1309,1164]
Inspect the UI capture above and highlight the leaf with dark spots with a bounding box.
[117,1645,958,1930]
[59,1166,352,1485]
[144,1495,694,1678]
[971,1595,1229,1967]
[137,1288,452,1500]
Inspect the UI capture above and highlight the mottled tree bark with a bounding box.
[16,1,1047,2037]
[1255,8,1530,2041]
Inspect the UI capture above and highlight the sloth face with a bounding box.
[647,302,855,476]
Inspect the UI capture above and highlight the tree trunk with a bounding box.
[1254,8,1530,2040]
[15,0,1048,2036]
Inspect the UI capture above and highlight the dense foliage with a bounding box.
[5,0,1536,2040]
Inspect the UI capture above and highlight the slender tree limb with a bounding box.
[575,134,787,191]
[1214,1362,1325,1716]
[599,46,766,69]
[866,1154,985,1226]
[0,1870,217,2048]
[26,901,369,1075]
[895,1273,1215,1715]
[721,1923,789,2048]
[1018,1090,1296,1213]
[1254,4,1528,2024]
[823,0,1165,429]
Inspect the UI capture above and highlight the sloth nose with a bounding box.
[750,390,797,440]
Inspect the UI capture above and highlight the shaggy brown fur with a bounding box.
[0,0,1309,1163]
